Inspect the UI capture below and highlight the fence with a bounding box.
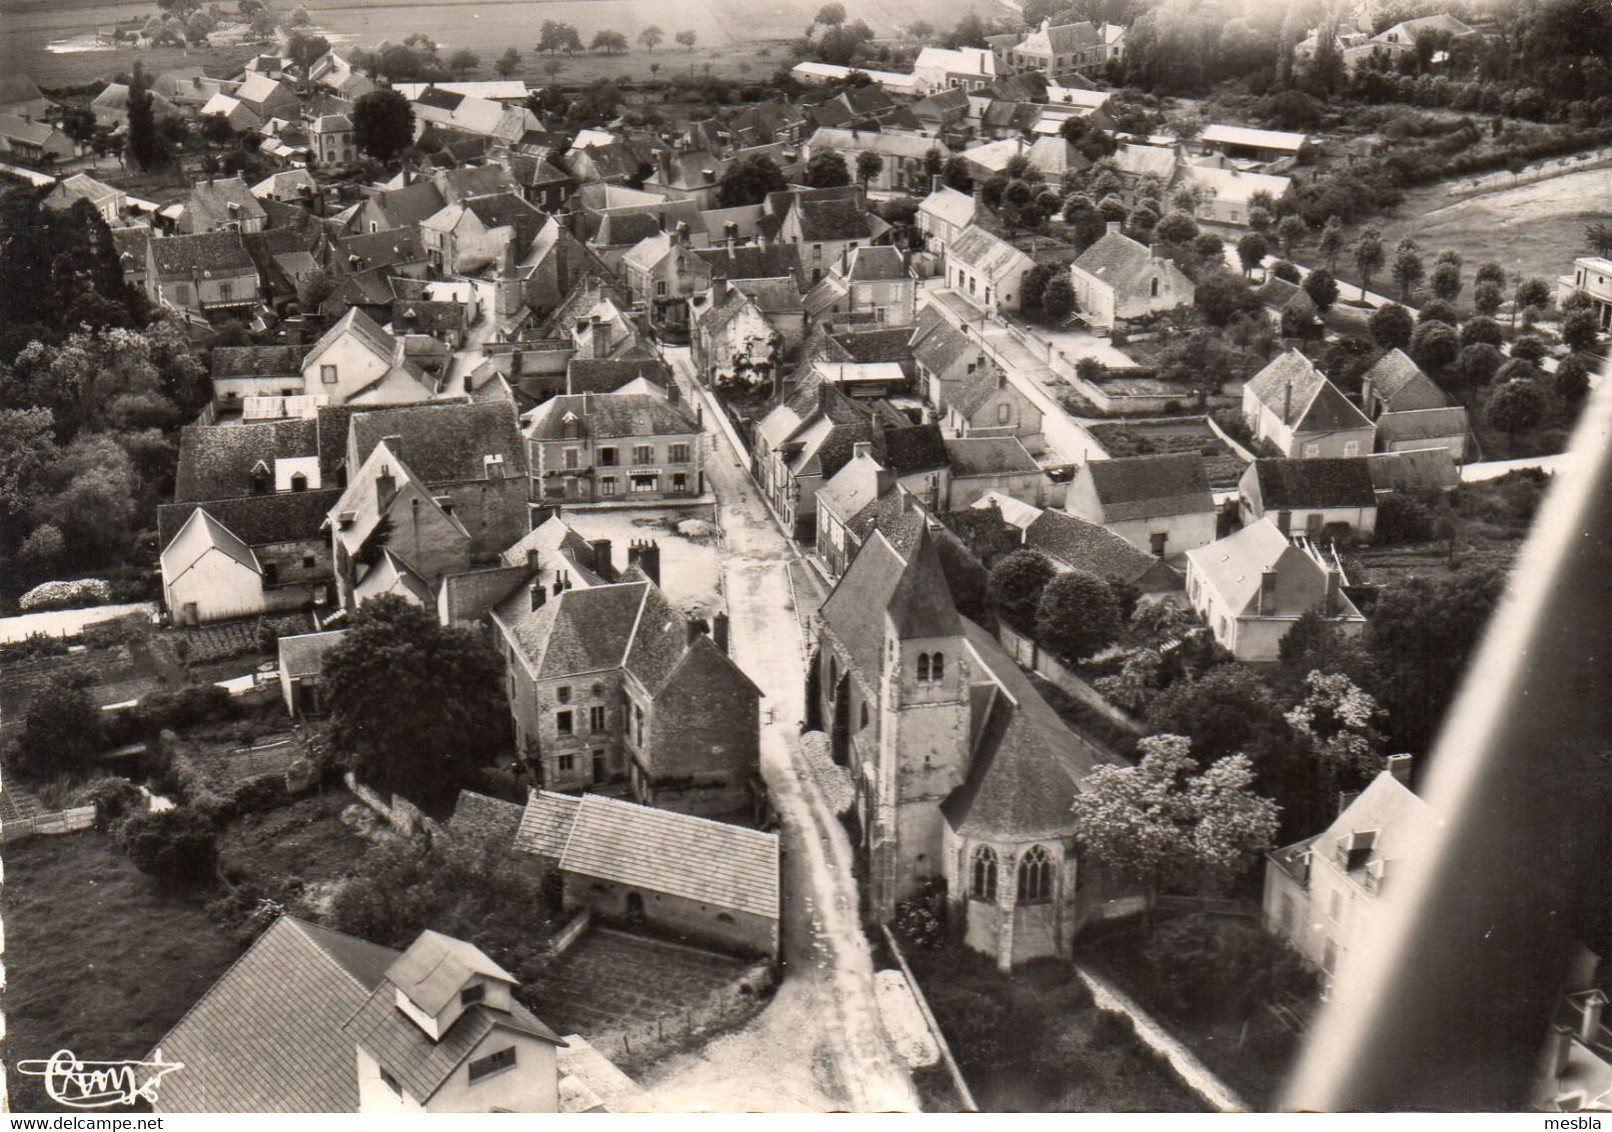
[1,806,96,843]
[551,908,593,956]
[880,926,979,1112]
[591,956,776,1071]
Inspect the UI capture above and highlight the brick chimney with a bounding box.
[1386,753,1413,786]
[375,463,397,509]
[712,610,729,654]
[589,538,614,580]
[711,274,729,308]
[529,580,546,610]
[626,538,661,586]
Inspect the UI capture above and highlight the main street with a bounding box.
[639,348,919,1113]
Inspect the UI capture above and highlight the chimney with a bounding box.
[529,580,546,610]
[375,463,397,509]
[931,173,942,194]
[1385,753,1413,786]
[666,379,681,405]
[1324,567,1342,617]
[657,149,673,182]
[511,348,524,375]
[1276,509,1292,535]
[590,316,610,359]
[1360,375,1375,417]
[724,221,739,245]
[676,220,690,247]
[1577,990,1608,1045]
[1283,377,1294,422]
[627,538,661,586]
[589,538,614,580]
[711,275,729,308]
[484,453,506,480]
[712,610,729,654]
[1106,220,1121,236]
[1258,568,1278,615]
[852,439,873,461]
[526,548,541,575]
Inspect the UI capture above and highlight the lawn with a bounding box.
[1346,469,1544,588]
[0,832,245,1113]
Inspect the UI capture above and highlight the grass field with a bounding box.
[5,0,996,87]
[0,833,244,1113]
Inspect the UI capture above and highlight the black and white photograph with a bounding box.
[0,0,1607,1114]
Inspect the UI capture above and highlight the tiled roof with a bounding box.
[461,190,545,244]
[448,789,526,851]
[186,176,266,232]
[948,225,1031,279]
[945,436,1040,477]
[1376,406,1468,443]
[1248,457,1377,510]
[148,230,255,276]
[1246,350,1325,424]
[910,309,974,377]
[162,508,258,572]
[1073,228,1153,286]
[567,357,670,394]
[1113,143,1176,181]
[174,418,318,501]
[277,630,348,678]
[1085,452,1213,520]
[557,794,780,919]
[1366,447,1459,492]
[1186,517,1354,620]
[1363,348,1449,412]
[335,227,427,272]
[392,299,466,333]
[820,529,916,680]
[387,929,515,1015]
[832,326,912,365]
[918,186,976,231]
[211,345,304,378]
[691,242,800,283]
[158,489,342,549]
[303,306,397,372]
[1024,509,1164,584]
[880,423,949,474]
[499,581,646,677]
[370,181,448,229]
[439,564,531,624]
[844,245,906,281]
[734,276,805,314]
[525,392,699,442]
[514,790,583,858]
[149,916,398,1111]
[946,364,1011,419]
[796,197,876,242]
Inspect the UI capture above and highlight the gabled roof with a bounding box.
[159,490,342,550]
[1201,124,1306,152]
[368,180,448,229]
[948,225,1033,279]
[387,929,516,1016]
[278,630,348,678]
[795,197,880,242]
[350,400,526,483]
[1247,350,1373,435]
[1024,509,1171,585]
[148,916,399,1111]
[1376,406,1469,444]
[335,227,427,272]
[496,581,647,677]
[918,186,977,231]
[447,788,525,850]
[1186,517,1362,622]
[185,176,267,231]
[1247,457,1377,511]
[691,242,802,282]
[946,364,1013,418]
[174,417,318,501]
[910,308,975,376]
[945,435,1040,477]
[1363,348,1449,412]
[1073,227,1154,285]
[1366,447,1460,493]
[211,344,305,379]
[149,230,255,276]
[1277,769,1439,889]
[524,392,699,442]
[303,306,398,372]
[843,245,906,281]
[1113,143,1176,182]
[161,507,259,573]
[552,794,780,919]
[513,790,583,858]
[1179,164,1291,207]
[1084,453,1213,520]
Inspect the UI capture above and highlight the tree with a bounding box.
[287,30,331,72]
[1195,270,1260,327]
[815,2,846,25]
[117,807,218,888]
[1247,206,1274,235]
[1561,308,1601,353]
[1155,209,1199,246]
[1071,734,1280,896]
[1236,232,1269,277]
[1353,227,1384,301]
[675,29,697,50]
[987,549,1057,635]
[1035,570,1120,663]
[1146,664,1283,765]
[1430,260,1462,303]
[1474,260,1505,289]
[804,149,851,188]
[198,111,236,147]
[494,46,522,79]
[1410,319,1458,373]
[448,47,480,76]
[1303,268,1339,313]
[1456,342,1503,388]
[323,595,510,805]
[1554,353,1593,409]
[1391,243,1424,302]
[1019,263,1055,319]
[1143,913,1315,1023]
[591,30,627,53]
[1270,260,1301,284]
[1318,215,1344,272]
[1369,302,1414,350]
[1486,378,1547,450]
[1514,276,1551,324]
[1275,214,1307,261]
[537,19,584,54]
[1041,275,1075,324]
[638,25,664,51]
[352,90,414,164]
[12,678,102,779]
[1588,221,1612,258]
[1472,280,1503,317]
[1510,333,1550,364]
[0,407,59,524]
[717,153,786,207]
[907,19,933,40]
[126,63,162,171]
[855,149,884,189]
[1284,670,1388,788]
[1418,299,1460,329]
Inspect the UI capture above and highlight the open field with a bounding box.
[5,0,997,87]
[0,833,245,1113]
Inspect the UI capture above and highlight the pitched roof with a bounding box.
[795,196,878,242]
[498,581,647,677]
[174,417,319,501]
[1073,227,1154,285]
[525,392,699,442]
[948,225,1032,279]
[148,230,255,276]
[369,180,448,229]
[1024,509,1169,584]
[832,325,913,365]
[886,525,963,641]
[554,794,780,919]
[1113,143,1176,182]
[691,242,801,282]
[1084,453,1213,520]
[335,227,427,272]
[946,364,1013,418]
[879,423,949,474]
[302,306,398,372]
[185,176,267,231]
[161,507,258,572]
[447,788,526,850]
[1366,447,1460,492]
[1376,406,1469,444]
[944,436,1040,477]
[1200,124,1306,152]
[918,186,976,231]
[211,344,305,378]
[1248,457,1377,510]
[513,790,583,858]
[349,400,526,483]
[566,357,670,394]
[387,930,516,1016]
[1186,517,1361,622]
[1246,350,1340,428]
[1363,348,1449,412]
[148,916,398,1111]
[820,530,920,680]
[910,309,974,376]
[158,489,343,549]
[843,245,906,281]
[277,630,347,678]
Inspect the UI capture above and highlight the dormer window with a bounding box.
[460,983,486,1007]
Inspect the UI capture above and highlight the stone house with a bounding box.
[802,245,917,331]
[943,436,1048,511]
[689,276,806,385]
[145,231,260,321]
[421,191,545,275]
[524,390,702,505]
[1064,452,1216,559]
[917,185,977,258]
[277,629,348,715]
[178,176,267,234]
[942,364,1043,443]
[1069,223,1195,331]
[1022,508,1183,595]
[300,308,437,407]
[308,113,355,166]
[1243,350,1376,459]
[944,225,1037,316]
[158,494,337,624]
[1239,458,1379,542]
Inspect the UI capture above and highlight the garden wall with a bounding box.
[343,772,445,840]
[996,623,1144,736]
[1,806,96,843]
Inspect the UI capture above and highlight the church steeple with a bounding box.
[885,524,960,641]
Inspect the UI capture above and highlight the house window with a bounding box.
[302,554,316,569]
[1329,889,1343,922]
[671,473,687,493]
[461,984,486,1006]
[1303,443,1320,458]
[380,1068,403,1096]
[1150,532,1167,556]
[812,243,823,261]
[1322,939,1338,975]
[996,402,1011,425]
[556,710,573,735]
[656,281,667,296]
[630,475,658,493]
[668,443,690,464]
[860,702,869,730]
[321,364,337,384]
[1019,844,1053,902]
[599,446,618,466]
[633,444,654,465]
[971,846,998,901]
[557,686,571,703]
[1344,440,1360,457]
[1150,277,1159,298]
[592,749,605,780]
[467,1047,516,1083]
[601,477,618,497]
[564,448,580,470]
[558,752,575,772]
[263,562,279,585]
[590,705,606,732]
[635,705,645,746]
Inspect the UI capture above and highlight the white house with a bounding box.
[300,308,437,406]
[917,185,977,257]
[944,225,1037,316]
[1243,350,1375,459]
[1069,222,1195,331]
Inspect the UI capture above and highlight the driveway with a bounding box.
[639,349,919,1113]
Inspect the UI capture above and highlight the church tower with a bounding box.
[869,525,973,918]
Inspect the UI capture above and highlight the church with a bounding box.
[808,511,1146,969]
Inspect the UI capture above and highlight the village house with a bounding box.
[309,50,377,102]
[1238,457,1379,543]
[1022,508,1183,595]
[912,46,1002,93]
[0,74,53,122]
[1069,222,1195,331]
[42,173,125,224]
[309,113,356,166]
[1357,348,1469,460]
[688,242,805,292]
[803,128,940,194]
[765,188,890,287]
[523,390,703,505]
[1264,759,1429,987]
[1184,516,1367,662]
[944,436,1047,510]
[1178,163,1294,227]
[803,245,917,330]
[491,574,760,818]
[1199,124,1307,165]
[151,919,579,1113]
[145,230,261,321]
[276,629,348,716]
[178,176,268,234]
[210,344,307,408]
[945,225,1038,316]
[361,179,449,235]
[812,524,1143,968]
[622,223,701,333]
[911,307,990,411]
[995,18,1126,76]
[1065,452,1216,559]
[689,276,807,385]
[234,73,298,122]
[158,493,338,624]
[252,168,318,205]
[421,191,545,275]
[300,308,438,406]
[91,82,177,130]
[917,184,978,258]
[942,364,1043,443]
[1557,255,1612,332]
[510,792,780,957]
[1243,350,1377,459]
[199,92,261,133]
[640,149,730,211]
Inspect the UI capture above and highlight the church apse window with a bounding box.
[931,653,944,681]
[1019,844,1053,902]
[971,846,998,902]
[916,653,930,681]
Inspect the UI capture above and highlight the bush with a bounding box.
[18,578,113,612]
[1142,913,1315,1023]
[1375,489,1443,545]
[11,678,104,780]
[75,775,146,832]
[117,806,220,887]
